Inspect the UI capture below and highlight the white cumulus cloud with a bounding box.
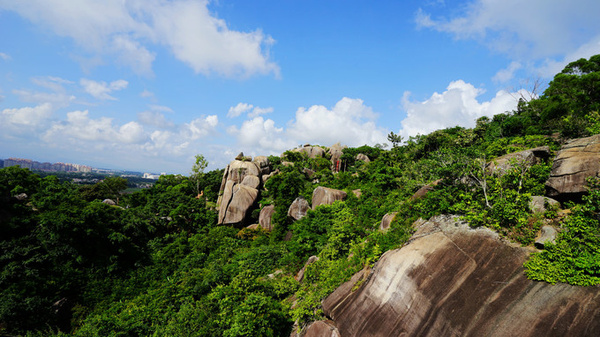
[1,103,53,130]
[288,97,388,147]
[0,0,278,77]
[400,80,524,138]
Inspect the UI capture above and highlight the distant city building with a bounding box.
[143,172,165,180]
[2,158,92,172]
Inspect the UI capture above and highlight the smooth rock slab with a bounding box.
[322,215,600,337]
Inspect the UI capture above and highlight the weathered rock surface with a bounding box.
[296,255,319,282]
[329,143,347,172]
[535,225,558,249]
[217,158,268,225]
[293,145,326,158]
[529,196,560,214]
[288,197,310,221]
[312,186,347,209]
[546,134,600,199]
[355,153,370,163]
[379,212,397,231]
[322,215,600,337]
[253,156,271,175]
[487,146,550,174]
[218,182,259,225]
[302,320,341,337]
[259,205,276,231]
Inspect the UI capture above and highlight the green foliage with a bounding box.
[525,178,600,286]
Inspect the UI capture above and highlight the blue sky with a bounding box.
[1,0,600,174]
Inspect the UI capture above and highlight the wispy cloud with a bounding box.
[80,78,128,100]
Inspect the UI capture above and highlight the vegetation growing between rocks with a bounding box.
[2,54,600,335]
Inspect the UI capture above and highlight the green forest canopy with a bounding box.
[2,54,600,336]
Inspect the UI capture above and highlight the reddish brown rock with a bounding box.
[259,205,275,231]
[546,135,600,199]
[288,197,310,221]
[312,186,347,209]
[303,320,341,337]
[322,215,600,337]
[411,179,442,200]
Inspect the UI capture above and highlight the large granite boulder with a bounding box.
[217,158,264,225]
[293,145,326,158]
[322,215,600,337]
[546,134,600,199]
[329,143,347,172]
[218,181,259,225]
[312,186,347,209]
[487,146,550,175]
[288,197,310,221]
[258,205,275,232]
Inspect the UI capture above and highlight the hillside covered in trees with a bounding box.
[2,55,600,336]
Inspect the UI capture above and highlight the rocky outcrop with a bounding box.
[288,197,310,221]
[312,187,347,209]
[329,143,347,172]
[322,215,600,337]
[546,134,600,200]
[259,205,275,231]
[293,145,326,159]
[379,212,397,231]
[529,196,560,214]
[487,146,550,175]
[217,158,269,225]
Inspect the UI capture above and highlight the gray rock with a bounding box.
[529,196,560,214]
[535,225,558,249]
[288,197,310,221]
